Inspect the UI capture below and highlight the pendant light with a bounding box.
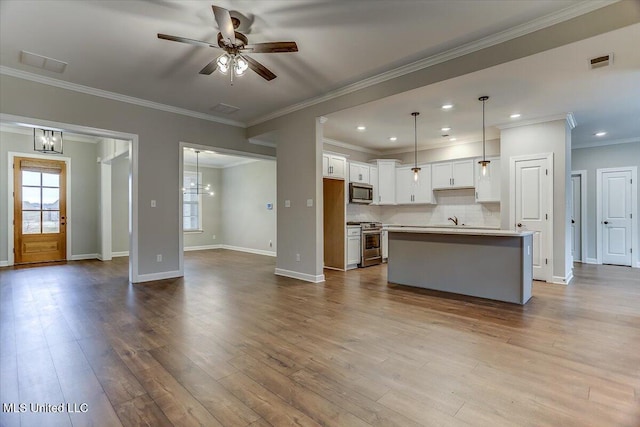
[411,112,421,182]
[478,96,490,177]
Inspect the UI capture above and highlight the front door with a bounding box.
[515,157,551,281]
[13,157,67,264]
[571,174,582,262]
[601,170,632,266]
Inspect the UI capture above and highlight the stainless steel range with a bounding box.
[347,221,383,267]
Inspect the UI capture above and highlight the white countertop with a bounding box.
[386,226,534,237]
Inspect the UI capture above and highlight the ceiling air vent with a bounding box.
[589,53,613,70]
[211,103,240,115]
[20,51,67,73]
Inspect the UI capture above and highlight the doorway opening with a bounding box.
[1,114,139,282]
[178,142,277,276]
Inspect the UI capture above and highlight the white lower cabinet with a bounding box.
[396,164,433,204]
[347,227,361,268]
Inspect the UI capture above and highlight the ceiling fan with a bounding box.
[158,5,298,82]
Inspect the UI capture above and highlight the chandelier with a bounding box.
[34,128,63,154]
[183,150,214,196]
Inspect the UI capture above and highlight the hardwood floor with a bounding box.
[1,251,639,426]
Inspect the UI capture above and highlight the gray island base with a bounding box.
[386,227,534,305]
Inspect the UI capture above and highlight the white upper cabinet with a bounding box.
[370,160,398,205]
[396,165,433,204]
[475,157,501,203]
[432,159,475,189]
[349,162,370,184]
[323,153,347,179]
[370,166,378,202]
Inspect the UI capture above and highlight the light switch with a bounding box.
[306,199,313,207]
[151,200,157,208]
[284,200,291,208]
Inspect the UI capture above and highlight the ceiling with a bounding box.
[323,22,640,152]
[1,1,637,152]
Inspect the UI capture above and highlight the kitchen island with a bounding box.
[386,227,534,304]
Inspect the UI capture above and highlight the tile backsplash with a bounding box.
[347,189,500,227]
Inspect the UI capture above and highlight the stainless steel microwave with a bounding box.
[349,182,373,204]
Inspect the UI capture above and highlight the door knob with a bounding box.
[603,221,609,225]
[517,223,522,228]
[571,219,575,224]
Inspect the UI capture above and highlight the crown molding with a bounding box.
[323,138,382,155]
[0,66,246,128]
[572,137,640,150]
[248,138,276,148]
[495,113,573,130]
[247,1,617,127]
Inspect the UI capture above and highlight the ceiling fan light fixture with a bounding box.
[234,56,249,75]
[217,53,230,74]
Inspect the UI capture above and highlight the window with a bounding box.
[183,171,202,231]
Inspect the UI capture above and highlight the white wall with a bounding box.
[0,130,98,261]
[111,154,129,253]
[571,142,640,261]
[500,119,571,282]
[221,160,277,254]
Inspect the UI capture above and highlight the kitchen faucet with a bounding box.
[448,216,459,225]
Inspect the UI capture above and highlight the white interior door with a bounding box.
[515,158,551,281]
[601,170,632,266]
[571,174,582,262]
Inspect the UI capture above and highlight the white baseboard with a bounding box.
[275,268,325,283]
[0,260,8,267]
[222,245,276,257]
[133,269,182,283]
[586,258,598,265]
[184,244,222,252]
[69,253,98,261]
[111,251,129,257]
[551,272,573,285]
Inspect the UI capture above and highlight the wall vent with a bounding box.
[211,103,240,115]
[20,51,67,73]
[589,54,613,70]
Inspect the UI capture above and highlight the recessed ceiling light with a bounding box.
[356,125,366,131]
[449,137,457,141]
[441,104,453,110]
[441,127,451,132]
[510,113,521,119]
[389,136,397,141]
[594,131,607,137]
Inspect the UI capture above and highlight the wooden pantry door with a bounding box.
[14,157,67,264]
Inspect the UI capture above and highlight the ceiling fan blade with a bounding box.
[199,58,218,75]
[245,56,276,81]
[241,42,298,53]
[157,33,218,49]
[212,5,236,46]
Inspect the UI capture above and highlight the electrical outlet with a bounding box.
[285,200,291,208]
[151,200,157,208]
[156,254,162,262]
[212,235,216,240]
[296,253,301,262]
